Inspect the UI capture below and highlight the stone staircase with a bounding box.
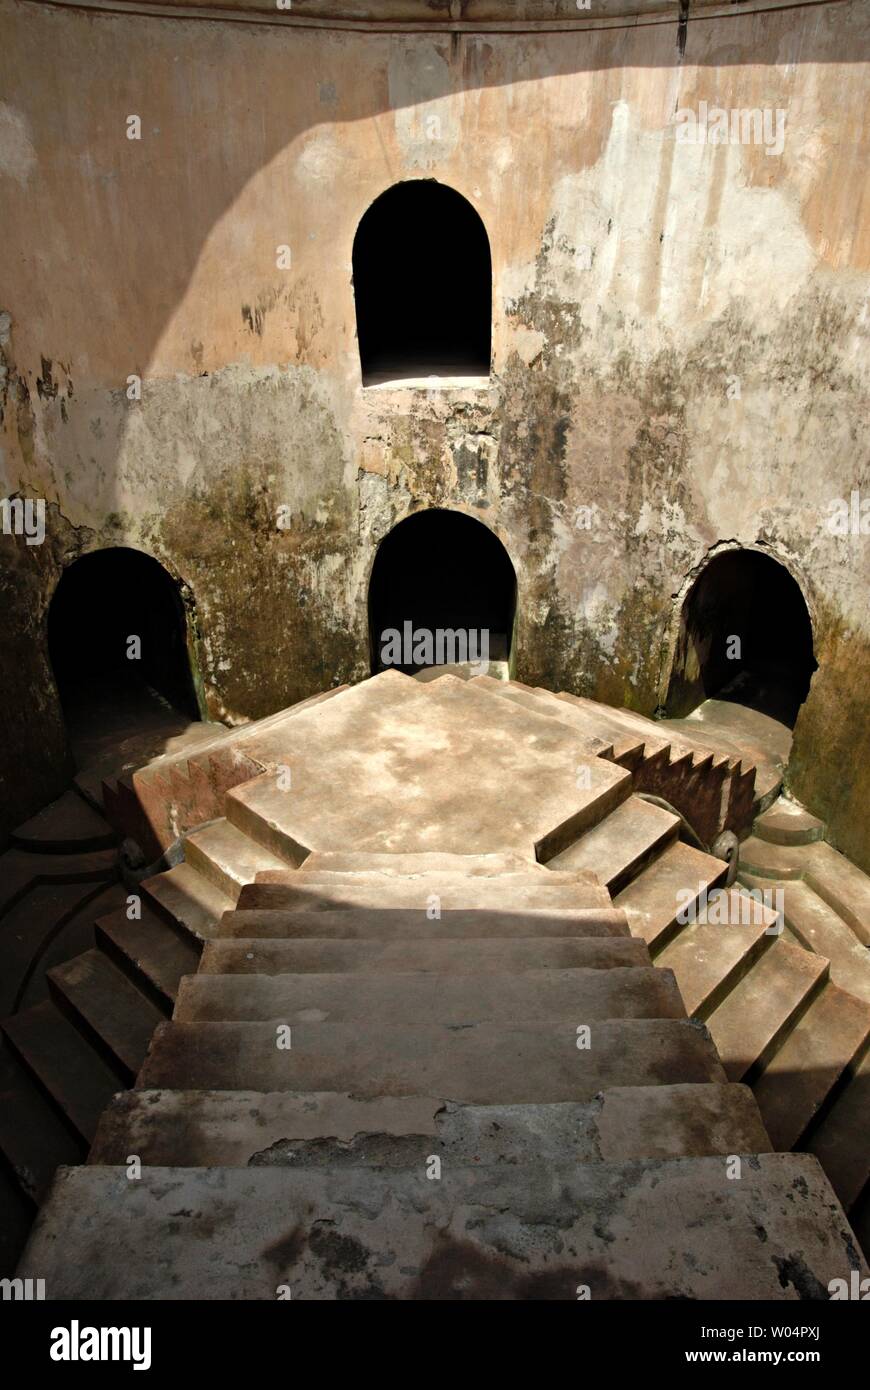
[737,796,870,1219]
[16,672,868,1297]
[20,851,864,1298]
[0,786,203,1273]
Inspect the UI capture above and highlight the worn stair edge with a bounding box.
[137,1017,726,1098]
[88,1083,771,1168]
[199,935,654,974]
[17,1154,865,1300]
[173,966,688,1025]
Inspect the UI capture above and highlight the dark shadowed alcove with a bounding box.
[666,549,816,728]
[47,548,200,759]
[352,180,492,385]
[368,509,516,674]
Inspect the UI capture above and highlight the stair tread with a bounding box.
[174,967,685,1024]
[290,867,590,886]
[549,795,679,891]
[705,937,829,1081]
[200,936,652,973]
[296,851,552,876]
[656,888,776,1018]
[138,1018,726,1098]
[185,819,290,901]
[742,876,870,1005]
[48,949,165,1078]
[95,906,200,1007]
[219,906,630,940]
[752,984,870,1149]
[239,876,612,912]
[20,1154,860,1300]
[1,1002,121,1143]
[90,1083,769,1168]
[613,840,728,951]
[754,796,825,847]
[740,838,870,945]
[142,861,234,942]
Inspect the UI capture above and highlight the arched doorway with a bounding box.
[352,180,492,385]
[47,548,200,760]
[368,510,517,676]
[666,549,816,727]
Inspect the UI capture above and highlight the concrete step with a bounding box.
[10,790,116,854]
[95,905,201,1010]
[704,938,829,1081]
[1,1002,122,1143]
[174,967,686,1025]
[200,935,653,975]
[90,1083,769,1168]
[218,906,630,941]
[141,861,234,942]
[805,1044,870,1212]
[613,840,729,953]
[0,1040,85,1204]
[754,796,825,847]
[739,838,870,946]
[741,875,870,1005]
[138,1018,725,1099]
[236,875,611,913]
[548,795,679,894]
[655,888,778,1019]
[19,1153,863,1299]
[752,984,870,1150]
[290,867,591,887]
[739,836,805,880]
[296,851,553,876]
[47,950,165,1083]
[184,820,290,902]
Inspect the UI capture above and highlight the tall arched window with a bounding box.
[666,549,816,727]
[368,509,516,675]
[352,180,492,386]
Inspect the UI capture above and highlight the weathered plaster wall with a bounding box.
[1,1,868,861]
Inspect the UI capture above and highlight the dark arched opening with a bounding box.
[352,180,492,385]
[368,510,516,675]
[47,548,200,759]
[666,549,816,728]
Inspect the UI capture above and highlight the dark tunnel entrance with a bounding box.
[352,180,492,386]
[666,549,816,728]
[47,548,200,763]
[368,510,517,676]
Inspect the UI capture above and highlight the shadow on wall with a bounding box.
[368,508,517,673]
[665,549,817,730]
